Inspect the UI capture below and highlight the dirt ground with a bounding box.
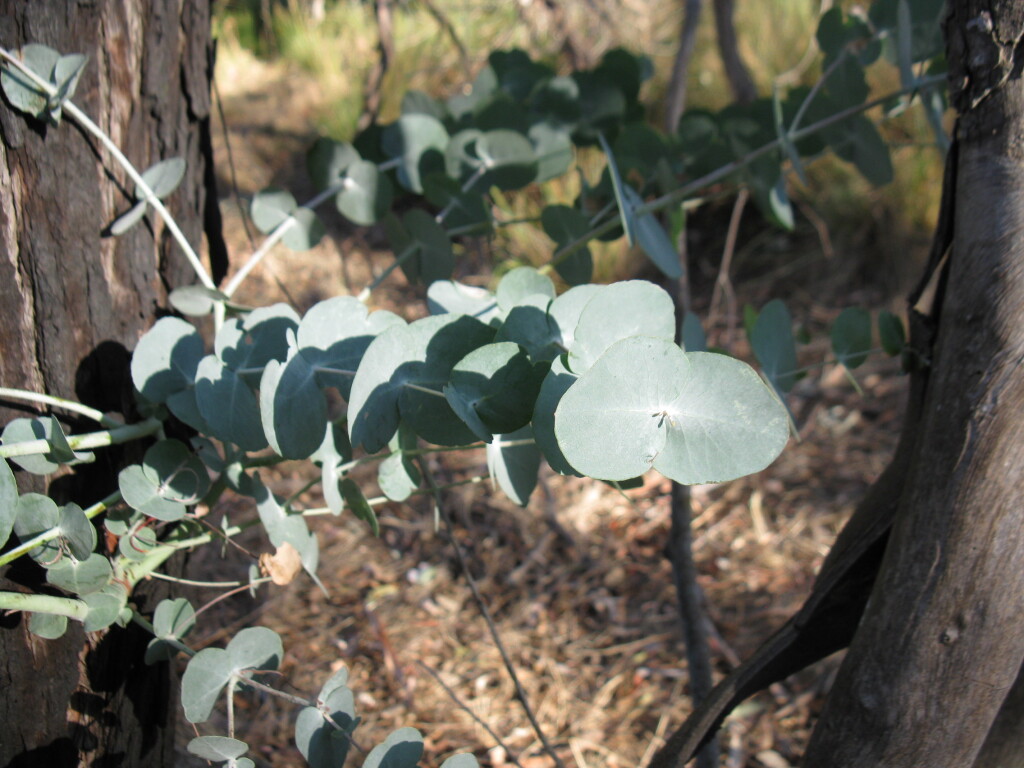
[175,46,925,768]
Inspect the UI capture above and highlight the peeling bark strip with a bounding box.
[0,2,216,765]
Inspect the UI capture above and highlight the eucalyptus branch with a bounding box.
[0,47,215,291]
[0,591,90,621]
[357,242,419,303]
[0,489,121,568]
[0,387,120,428]
[416,457,566,768]
[224,182,347,298]
[540,73,947,274]
[0,416,162,459]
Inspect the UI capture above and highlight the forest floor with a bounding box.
[175,41,932,768]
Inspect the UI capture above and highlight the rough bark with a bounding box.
[801,2,1024,765]
[0,1,219,765]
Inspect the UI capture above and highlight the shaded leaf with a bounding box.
[832,307,873,369]
[187,736,249,762]
[750,299,801,394]
[131,317,204,404]
[46,553,112,596]
[487,425,540,506]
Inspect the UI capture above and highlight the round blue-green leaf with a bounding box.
[382,113,449,193]
[296,682,357,768]
[682,312,707,353]
[29,612,68,640]
[82,583,128,632]
[475,130,538,191]
[119,524,158,561]
[252,478,320,578]
[623,185,682,279]
[0,459,15,548]
[750,299,800,393]
[260,355,328,460]
[496,267,555,313]
[337,159,393,225]
[217,305,300,379]
[187,736,249,761]
[110,201,148,236]
[250,188,298,234]
[378,424,420,503]
[402,209,455,285]
[427,281,500,324]
[555,338,789,483]
[487,425,540,506]
[118,465,185,521]
[494,305,562,363]
[445,342,545,440]
[878,310,906,356]
[308,138,361,191]
[49,53,87,122]
[13,493,62,563]
[568,281,675,373]
[58,503,96,561]
[531,357,581,477]
[348,314,494,452]
[169,285,229,317]
[131,317,204,403]
[46,553,111,595]
[298,296,404,399]
[143,439,210,504]
[445,128,485,184]
[138,157,186,200]
[195,355,268,451]
[281,207,325,251]
[182,647,232,723]
[541,205,592,286]
[832,306,873,369]
[364,727,424,768]
[548,284,602,349]
[2,416,94,475]
[340,476,379,535]
[0,44,59,119]
[422,174,491,232]
[153,597,197,640]
[530,122,573,183]
[228,626,284,673]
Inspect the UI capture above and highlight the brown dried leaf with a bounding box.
[259,541,302,586]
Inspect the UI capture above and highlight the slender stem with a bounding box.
[0,417,162,458]
[0,490,122,568]
[146,572,247,588]
[539,74,947,274]
[402,382,447,398]
[226,678,236,738]
[788,48,848,136]
[416,458,566,768]
[0,388,119,427]
[0,48,215,290]
[0,591,90,621]
[131,613,195,656]
[223,183,344,298]
[357,242,418,302]
[302,475,488,517]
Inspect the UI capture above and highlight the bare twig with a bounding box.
[359,0,394,131]
[416,458,567,768]
[712,0,757,104]
[708,187,749,349]
[664,0,704,133]
[417,661,527,768]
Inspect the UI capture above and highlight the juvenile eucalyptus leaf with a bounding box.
[195,355,268,451]
[0,459,15,548]
[82,583,128,632]
[119,525,157,561]
[13,493,62,563]
[348,314,495,452]
[1,417,94,475]
[682,312,707,353]
[878,310,906,356]
[250,188,298,234]
[144,439,211,504]
[48,53,87,122]
[119,465,185,521]
[131,316,204,404]
[169,285,229,316]
[296,682,357,768]
[340,477,379,536]
[529,122,573,183]
[625,185,683,278]
[138,157,187,200]
[395,209,455,285]
[426,281,500,324]
[531,357,581,477]
[381,113,449,193]
[541,205,593,286]
[363,727,424,768]
[598,133,637,246]
[547,284,602,349]
[529,75,581,126]
[832,307,873,369]
[181,647,233,723]
[253,478,319,578]
[216,304,300,380]
[474,129,539,191]
[58,503,96,561]
[337,159,393,225]
[441,754,480,768]
[750,299,801,394]
[487,425,540,506]
[556,339,789,484]
[187,736,249,762]
[260,355,328,460]
[422,174,491,232]
[495,266,556,313]
[298,296,404,399]
[308,138,361,191]
[445,343,545,440]
[377,424,420,503]
[109,200,148,235]
[568,280,675,374]
[826,114,894,187]
[153,596,197,640]
[46,553,112,596]
[445,128,485,185]
[401,88,448,120]
[29,612,68,640]
[281,207,326,251]
[0,44,59,119]
[494,305,562,363]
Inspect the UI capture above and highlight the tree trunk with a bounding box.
[0,1,221,765]
[802,2,1024,764]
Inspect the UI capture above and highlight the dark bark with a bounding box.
[664,0,703,133]
[711,0,756,105]
[0,1,218,765]
[801,1,1024,764]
